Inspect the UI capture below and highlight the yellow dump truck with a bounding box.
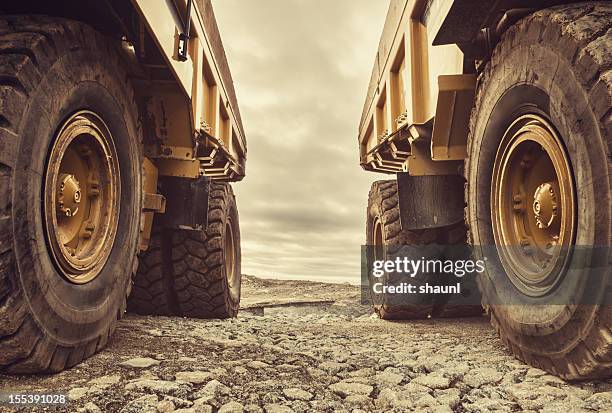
[361,0,611,379]
[0,0,245,373]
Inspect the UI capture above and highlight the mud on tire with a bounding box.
[465,3,612,379]
[366,180,480,319]
[130,182,241,318]
[0,17,142,373]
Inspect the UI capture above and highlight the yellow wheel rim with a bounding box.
[44,111,120,284]
[492,114,575,296]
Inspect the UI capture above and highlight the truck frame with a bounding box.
[361,0,611,380]
[0,0,245,373]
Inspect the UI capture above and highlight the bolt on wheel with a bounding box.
[44,111,120,284]
[491,114,576,296]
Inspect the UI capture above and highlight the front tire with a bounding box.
[0,17,141,373]
[466,3,612,379]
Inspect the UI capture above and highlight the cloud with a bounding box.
[213,0,390,283]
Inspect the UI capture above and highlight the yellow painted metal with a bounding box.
[44,111,120,284]
[491,115,576,296]
[130,0,246,181]
[131,0,193,95]
[358,0,467,176]
[156,158,200,178]
[431,74,477,161]
[140,157,159,251]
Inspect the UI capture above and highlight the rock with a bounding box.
[88,374,121,389]
[505,383,565,411]
[218,401,245,413]
[193,397,215,411]
[432,406,453,413]
[411,373,451,390]
[345,394,373,408]
[163,396,193,409]
[462,367,504,388]
[120,395,159,413]
[277,364,301,371]
[68,387,89,401]
[178,356,198,363]
[415,393,440,409]
[463,398,511,412]
[175,371,213,384]
[244,405,262,413]
[157,399,175,413]
[375,388,400,409]
[348,368,375,377]
[125,379,191,398]
[263,404,293,413]
[375,368,404,385]
[403,380,430,394]
[417,354,446,372]
[585,392,612,411]
[200,379,230,397]
[328,381,373,397]
[82,402,102,413]
[120,357,161,369]
[434,388,461,409]
[318,361,348,374]
[282,388,313,401]
[234,366,248,374]
[247,360,269,369]
[524,367,547,378]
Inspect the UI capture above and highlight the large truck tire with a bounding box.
[466,3,612,380]
[0,17,142,373]
[366,180,479,319]
[130,182,241,318]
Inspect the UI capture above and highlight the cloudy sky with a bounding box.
[213,0,390,283]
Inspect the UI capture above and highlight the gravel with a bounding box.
[0,275,610,412]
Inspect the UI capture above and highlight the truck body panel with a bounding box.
[358,0,465,175]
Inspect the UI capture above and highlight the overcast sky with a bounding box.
[213,0,390,283]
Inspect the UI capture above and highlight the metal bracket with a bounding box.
[143,193,166,213]
[177,0,193,62]
[397,172,465,230]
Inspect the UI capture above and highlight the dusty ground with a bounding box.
[0,275,611,413]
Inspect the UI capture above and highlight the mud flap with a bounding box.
[159,176,210,231]
[397,172,465,231]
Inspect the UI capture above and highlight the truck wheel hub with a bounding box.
[491,114,575,296]
[44,111,120,284]
[533,182,558,229]
[58,173,81,217]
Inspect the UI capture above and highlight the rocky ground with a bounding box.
[0,275,611,413]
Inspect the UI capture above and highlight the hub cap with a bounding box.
[44,111,120,284]
[491,114,575,296]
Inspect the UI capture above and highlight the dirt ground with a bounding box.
[0,275,611,413]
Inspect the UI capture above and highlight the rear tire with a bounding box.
[130,182,241,318]
[0,17,141,373]
[366,180,479,319]
[466,3,612,379]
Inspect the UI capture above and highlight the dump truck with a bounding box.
[0,0,245,373]
[360,0,611,380]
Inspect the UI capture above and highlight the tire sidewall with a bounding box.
[12,46,141,346]
[225,192,241,308]
[468,38,610,332]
